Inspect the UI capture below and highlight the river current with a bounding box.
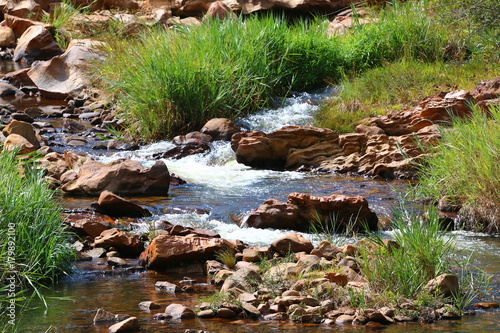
[2,85,498,332]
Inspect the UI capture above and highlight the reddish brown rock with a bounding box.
[0,26,15,47]
[60,158,170,196]
[202,1,237,21]
[270,233,313,255]
[2,68,35,88]
[472,76,500,101]
[246,192,378,232]
[4,0,43,21]
[201,118,240,141]
[2,120,40,149]
[93,228,144,256]
[139,235,236,269]
[232,126,338,169]
[27,39,105,99]
[108,316,139,333]
[163,303,195,319]
[2,134,36,154]
[13,25,63,62]
[72,219,108,238]
[3,14,48,38]
[362,90,475,136]
[424,274,459,297]
[94,190,152,218]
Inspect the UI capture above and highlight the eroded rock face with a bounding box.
[139,235,236,269]
[27,39,105,99]
[60,158,170,196]
[245,192,378,232]
[13,25,63,62]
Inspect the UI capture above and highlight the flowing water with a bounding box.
[4,87,499,332]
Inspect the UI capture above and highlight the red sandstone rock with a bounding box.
[93,228,144,256]
[139,235,236,269]
[202,1,237,21]
[95,190,152,218]
[200,118,240,141]
[4,0,43,21]
[270,233,313,255]
[246,192,378,232]
[2,120,40,149]
[3,14,48,38]
[13,25,63,62]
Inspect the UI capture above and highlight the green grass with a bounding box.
[415,105,500,233]
[0,152,75,329]
[358,208,455,298]
[97,0,476,141]
[315,59,500,132]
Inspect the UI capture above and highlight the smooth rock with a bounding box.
[108,316,139,333]
[164,303,195,319]
[95,190,152,218]
[93,228,144,257]
[13,25,63,62]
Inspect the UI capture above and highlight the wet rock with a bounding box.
[72,219,108,238]
[164,303,195,319]
[200,118,240,141]
[154,142,210,159]
[3,68,36,88]
[13,25,63,62]
[263,312,288,321]
[155,281,180,293]
[94,190,152,218]
[197,309,215,318]
[424,274,459,297]
[473,302,499,309]
[153,312,173,320]
[108,316,139,333]
[93,308,130,324]
[27,39,105,99]
[335,314,355,324]
[139,235,236,269]
[246,192,378,232]
[107,257,128,267]
[62,118,86,134]
[270,233,313,255]
[93,228,144,257]
[11,112,34,123]
[84,247,107,258]
[217,307,236,318]
[138,301,161,310]
[0,82,22,97]
[61,156,170,196]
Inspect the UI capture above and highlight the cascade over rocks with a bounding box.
[245,192,378,232]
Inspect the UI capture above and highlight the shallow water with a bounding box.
[6,86,499,332]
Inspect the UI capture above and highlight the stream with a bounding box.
[2,80,498,332]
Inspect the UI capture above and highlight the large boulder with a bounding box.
[270,233,313,255]
[139,235,236,269]
[13,25,63,62]
[60,157,170,196]
[232,126,338,169]
[200,118,240,141]
[27,39,105,99]
[245,192,378,232]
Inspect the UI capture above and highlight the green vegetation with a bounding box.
[0,152,74,330]
[215,246,237,269]
[98,15,341,140]
[357,207,490,309]
[415,105,500,233]
[98,0,477,140]
[315,59,500,132]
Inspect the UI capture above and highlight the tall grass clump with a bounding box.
[0,152,74,327]
[415,105,500,233]
[359,208,455,299]
[98,15,342,140]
